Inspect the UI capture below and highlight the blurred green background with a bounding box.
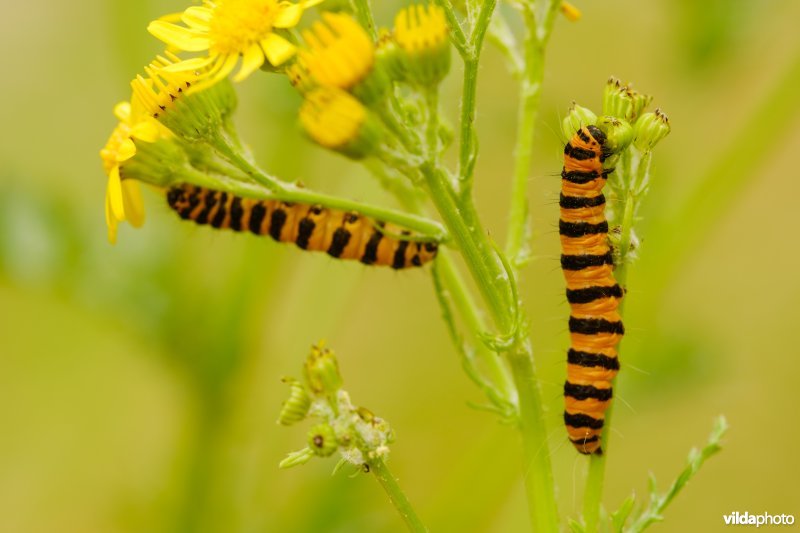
[2,1,799,531]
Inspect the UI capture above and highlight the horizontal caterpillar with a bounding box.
[561,125,624,455]
[166,184,438,269]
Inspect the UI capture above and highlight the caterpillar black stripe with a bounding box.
[560,125,624,455]
[166,184,438,269]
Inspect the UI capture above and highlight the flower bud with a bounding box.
[596,115,633,154]
[393,3,451,87]
[308,423,339,457]
[301,12,390,105]
[279,447,315,469]
[277,378,311,426]
[562,102,597,139]
[633,109,671,151]
[299,87,382,159]
[603,77,652,123]
[304,342,343,395]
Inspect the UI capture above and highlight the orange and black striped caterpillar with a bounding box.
[166,184,438,269]
[561,125,624,455]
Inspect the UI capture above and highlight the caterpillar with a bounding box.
[561,125,624,455]
[166,184,438,268]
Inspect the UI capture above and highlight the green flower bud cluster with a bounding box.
[278,342,396,471]
[603,77,652,124]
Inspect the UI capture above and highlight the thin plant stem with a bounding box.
[351,0,377,40]
[421,164,513,332]
[507,337,560,533]
[583,150,643,531]
[433,0,470,58]
[582,192,635,532]
[505,1,560,270]
[368,457,428,533]
[456,0,497,194]
[435,251,517,406]
[420,162,559,531]
[174,160,449,242]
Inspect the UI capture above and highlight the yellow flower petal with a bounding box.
[182,6,213,29]
[117,138,137,163]
[211,53,241,84]
[107,168,126,222]
[113,101,131,122]
[105,194,118,245]
[233,44,266,82]
[160,55,216,73]
[148,20,211,52]
[261,33,296,66]
[274,4,304,28]
[131,121,159,143]
[121,180,146,228]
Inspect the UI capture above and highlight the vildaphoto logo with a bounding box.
[723,511,795,527]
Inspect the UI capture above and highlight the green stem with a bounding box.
[505,2,559,269]
[176,162,448,241]
[368,458,427,533]
[507,338,560,533]
[433,0,470,58]
[351,0,377,40]
[422,164,513,332]
[436,251,517,406]
[456,0,497,193]
[458,57,479,190]
[582,183,637,532]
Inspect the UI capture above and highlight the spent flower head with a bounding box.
[280,343,395,470]
[148,0,322,87]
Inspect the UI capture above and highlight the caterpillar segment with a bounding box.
[561,125,624,455]
[166,184,438,268]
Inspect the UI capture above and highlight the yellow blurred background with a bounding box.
[1,1,799,531]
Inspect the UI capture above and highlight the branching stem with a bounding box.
[368,457,427,533]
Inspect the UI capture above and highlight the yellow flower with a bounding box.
[148,0,323,87]
[299,87,379,157]
[301,12,375,90]
[394,4,448,56]
[560,2,582,22]
[131,52,200,119]
[99,101,159,244]
[393,3,451,86]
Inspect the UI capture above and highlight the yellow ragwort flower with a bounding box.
[300,87,366,148]
[131,52,199,119]
[99,101,160,244]
[300,87,377,157]
[394,4,448,56]
[393,3,450,86]
[148,0,323,86]
[301,12,375,90]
